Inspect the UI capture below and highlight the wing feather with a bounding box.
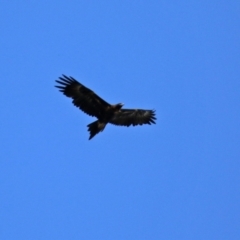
[109,109,156,127]
[55,75,110,118]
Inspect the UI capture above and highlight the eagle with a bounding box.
[55,75,156,139]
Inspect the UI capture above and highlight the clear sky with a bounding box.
[1,1,240,239]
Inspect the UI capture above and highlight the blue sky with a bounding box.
[1,1,240,239]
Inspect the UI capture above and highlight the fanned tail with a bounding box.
[87,121,106,140]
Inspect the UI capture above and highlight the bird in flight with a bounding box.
[55,75,156,140]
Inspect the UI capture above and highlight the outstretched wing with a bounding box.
[109,109,156,127]
[55,75,110,118]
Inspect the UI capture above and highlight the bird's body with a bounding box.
[55,75,156,139]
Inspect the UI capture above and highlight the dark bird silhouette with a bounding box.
[55,75,156,139]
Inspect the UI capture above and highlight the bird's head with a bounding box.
[116,103,124,110]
